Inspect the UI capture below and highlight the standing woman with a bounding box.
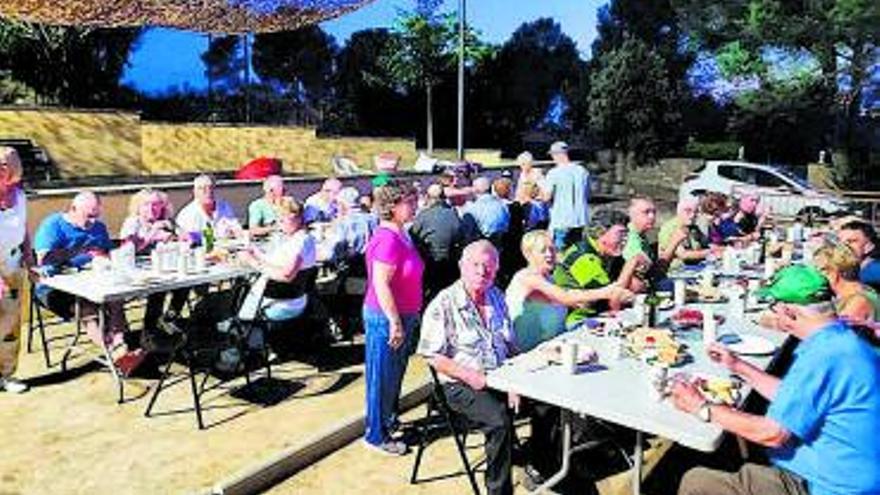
[362,180,424,455]
[0,147,30,393]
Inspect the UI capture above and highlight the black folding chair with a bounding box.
[144,277,272,430]
[410,366,482,495]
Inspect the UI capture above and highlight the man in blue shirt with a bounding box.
[34,191,143,373]
[541,141,590,250]
[461,176,510,241]
[837,220,880,292]
[671,265,880,495]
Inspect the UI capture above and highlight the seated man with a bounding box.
[553,209,645,325]
[247,175,286,237]
[33,191,142,371]
[304,178,342,224]
[731,192,766,239]
[672,265,880,495]
[418,240,518,495]
[461,176,510,242]
[332,186,377,266]
[657,197,714,270]
[176,174,241,241]
[837,220,880,292]
[622,196,660,291]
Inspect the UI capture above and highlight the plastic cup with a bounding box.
[674,279,686,308]
[562,341,579,375]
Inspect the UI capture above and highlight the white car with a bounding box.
[679,160,850,220]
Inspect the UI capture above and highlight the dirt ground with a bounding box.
[1,322,428,495]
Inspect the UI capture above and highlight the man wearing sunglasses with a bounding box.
[671,265,880,495]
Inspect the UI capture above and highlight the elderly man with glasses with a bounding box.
[671,265,880,495]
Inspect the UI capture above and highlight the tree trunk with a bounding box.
[426,83,434,155]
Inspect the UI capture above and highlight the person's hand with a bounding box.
[465,368,487,391]
[670,227,689,248]
[237,249,259,268]
[670,379,706,414]
[706,342,740,372]
[387,318,405,350]
[602,284,634,305]
[508,392,521,413]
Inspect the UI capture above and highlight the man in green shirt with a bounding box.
[248,175,286,236]
[553,209,644,325]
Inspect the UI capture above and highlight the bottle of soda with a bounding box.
[202,222,215,252]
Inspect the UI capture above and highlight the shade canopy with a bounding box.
[0,0,375,33]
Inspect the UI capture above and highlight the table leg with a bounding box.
[531,409,572,494]
[61,298,83,373]
[96,304,124,403]
[632,430,643,495]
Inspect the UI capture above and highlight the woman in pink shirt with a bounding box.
[362,180,424,455]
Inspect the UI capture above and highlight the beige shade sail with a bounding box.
[0,0,376,33]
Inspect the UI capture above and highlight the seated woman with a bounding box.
[119,189,180,340]
[237,198,317,322]
[506,230,633,352]
[815,243,880,322]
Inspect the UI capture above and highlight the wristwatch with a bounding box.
[697,401,712,423]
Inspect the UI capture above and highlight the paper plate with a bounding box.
[727,334,776,355]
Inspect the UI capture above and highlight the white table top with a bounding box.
[487,304,787,452]
[40,263,256,304]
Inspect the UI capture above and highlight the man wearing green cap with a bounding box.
[671,265,880,495]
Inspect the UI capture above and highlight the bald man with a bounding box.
[33,192,141,372]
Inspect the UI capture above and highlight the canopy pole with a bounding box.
[456,0,466,161]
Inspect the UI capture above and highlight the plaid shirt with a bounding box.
[418,280,516,381]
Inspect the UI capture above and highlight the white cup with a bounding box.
[703,307,717,347]
[562,341,579,375]
[193,247,207,272]
[674,279,686,308]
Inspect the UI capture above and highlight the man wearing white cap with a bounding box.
[541,141,590,250]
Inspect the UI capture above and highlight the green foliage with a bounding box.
[715,41,766,79]
[588,37,682,162]
[684,140,741,160]
[0,20,140,107]
[253,27,338,103]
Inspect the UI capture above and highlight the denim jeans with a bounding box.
[363,308,419,445]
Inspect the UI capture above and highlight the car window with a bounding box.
[754,169,787,188]
[718,165,754,184]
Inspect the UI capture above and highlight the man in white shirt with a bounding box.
[176,174,240,241]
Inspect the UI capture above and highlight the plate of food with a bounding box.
[686,285,728,303]
[624,327,689,367]
[670,308,725,328]
[725,334,776,356]
[689,372,742,406]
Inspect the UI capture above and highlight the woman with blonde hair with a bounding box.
[506,230,633,352]
[0,147,31,393]
[814,243,880,322]
[120,188,175,252]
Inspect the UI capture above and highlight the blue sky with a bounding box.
[122,0,604,95]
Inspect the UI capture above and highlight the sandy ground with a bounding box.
[1,316,428,495]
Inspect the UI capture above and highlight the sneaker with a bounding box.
[114,349,147,377]
[362,439,409,456]
[0,377,29,394]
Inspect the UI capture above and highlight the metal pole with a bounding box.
[243,32,251,123]
[456,0,466,161]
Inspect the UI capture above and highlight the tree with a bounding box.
[589,37,681,162]
[470,18,584,152]
[0,20,141,107]
[673,0,880,173]
[252,26,338,109]
[321,29,413,137]
[378,5,490,153]
[202,35,246,95]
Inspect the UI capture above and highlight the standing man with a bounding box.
[542,141,590,250]
[411,183,466,302]
[418,240,518,495]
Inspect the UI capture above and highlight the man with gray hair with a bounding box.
[418,240,517,495]
[672,265,880,495]
[461,176,510,242]
[657,196,713,270]
[411,183,466,301]
[176,174,239,241]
